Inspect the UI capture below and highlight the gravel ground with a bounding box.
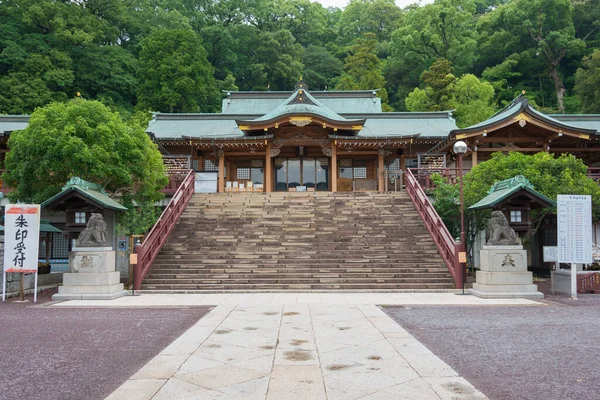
[383,293,600,400]
[0,289,211,400]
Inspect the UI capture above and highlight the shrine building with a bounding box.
[146,80,457,193]
[146,83,600,194]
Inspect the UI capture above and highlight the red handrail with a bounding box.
[405,168,462,288]
[578,271,600,293]
[133,169,195,290]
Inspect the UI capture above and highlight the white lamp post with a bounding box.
[453,140,468,290]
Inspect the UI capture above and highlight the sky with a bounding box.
[314,0,434,9]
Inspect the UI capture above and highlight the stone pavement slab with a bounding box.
[51,292,541,308]
[105,302,491,400]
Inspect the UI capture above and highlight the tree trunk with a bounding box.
[549,65,565,113]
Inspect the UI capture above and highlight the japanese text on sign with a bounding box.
[3,205,40,273]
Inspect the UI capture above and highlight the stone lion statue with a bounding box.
[77,213,108,247]
[486,211,521,246]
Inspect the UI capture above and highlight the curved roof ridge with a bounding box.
[238,87,365,125]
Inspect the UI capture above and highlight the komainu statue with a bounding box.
[77,213,108,247]
[486,211,521,246]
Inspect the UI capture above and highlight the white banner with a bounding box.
[3,204,40,273]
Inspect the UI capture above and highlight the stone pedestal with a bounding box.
[469,245,543,299]
[52,249,128,300]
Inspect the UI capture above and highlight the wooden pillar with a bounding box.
[472,150,478,167]
[331,143,337,192]
[265,143,272,192]
[378,150,385,192]
[218,151,225,193]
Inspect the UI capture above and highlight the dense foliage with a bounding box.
[0,0,599,121]
[3,99,168,204]
[431,152,600,265]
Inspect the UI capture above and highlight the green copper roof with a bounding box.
[0,219,61,233]
[41,177,127,211]
[469,175,555,210]
[237,89,364,126]
[0,115,30,136]
[452,96,597,135]
[222,90,382,114]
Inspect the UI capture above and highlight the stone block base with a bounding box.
[468,288,544,299]
[475,271,534,286]
[53,250,127,301]
[52,290,129,301]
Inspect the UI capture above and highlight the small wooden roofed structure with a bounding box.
[469,175,556,235]
[41,177,126,241]
[470,175,555,211]
[430,96,600,166]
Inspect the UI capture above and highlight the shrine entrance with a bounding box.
[274,157,329,191]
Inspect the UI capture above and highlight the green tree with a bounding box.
[476,0,585,113]
[432,152,600,267]
[337,0,403,44]
[452,74,495,128]
[302,45,343,90]
[228,26,303,91]
[465,152,600,219]
[137,28,219,113]
[390,0,478,74]
[405,58,456,112]
[335,33,390,108]
[406,60,495,127]
[574,49,600,113]
[3,99,168,204]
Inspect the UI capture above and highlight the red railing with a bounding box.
[410,168,470,191]
[161,169,190,195]
[587,168,600,181]
[133,169,195,290]
[405,168,462,288]
[578,271,600,293]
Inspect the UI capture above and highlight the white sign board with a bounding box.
[543,246,558,263]
[2,204,41,302]
[557,195,593,264]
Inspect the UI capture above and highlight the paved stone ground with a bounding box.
[0,289,210,400]
[106,302,492,400]
[383,295,600,400]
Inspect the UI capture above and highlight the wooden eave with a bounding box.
[330,134,419,148]
[236,114,365,133]
[432,99,598,153]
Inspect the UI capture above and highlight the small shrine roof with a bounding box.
[469,175,555,210]
[41,177,127,211]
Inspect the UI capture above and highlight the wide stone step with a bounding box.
[143,192,453,291]
[146,270,448,281]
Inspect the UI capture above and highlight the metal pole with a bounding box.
[459,153,466,293]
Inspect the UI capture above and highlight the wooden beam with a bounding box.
[224,152,266,156]
[472,150,478,166]
[265,143,272,193]
[548,148,600,152]
[378,151,385,192]
[218,151,225,193]
[477,137,547,143]
[477,147,545,152]
[331,143,337,192]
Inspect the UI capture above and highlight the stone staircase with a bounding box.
[141,192,455,292]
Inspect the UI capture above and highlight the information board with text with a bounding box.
[557,195,592,264]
